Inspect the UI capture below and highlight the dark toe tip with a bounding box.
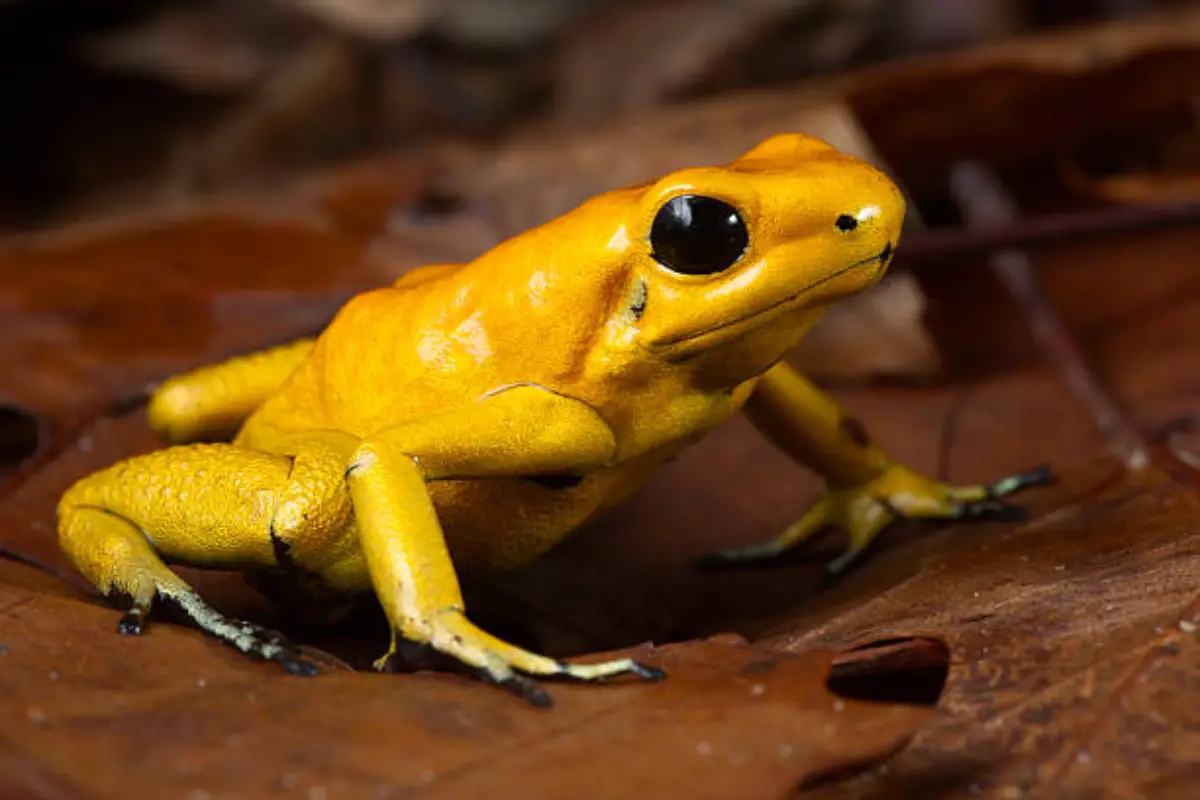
[502,677,553,709]
[1024,464,1055,486]
[526,688,554,709]
[1006,464,1055,492]
[635,664,667,682]
[116,613,145,636]
[281,657,320,677]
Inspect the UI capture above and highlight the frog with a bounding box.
[57,133,1050,707]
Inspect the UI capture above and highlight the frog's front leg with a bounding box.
[705,362,1052,574]
[341,384,663,706]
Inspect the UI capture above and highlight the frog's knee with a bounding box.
[270,449,356,573]
[58,503,124,572]
[57,504,180,600]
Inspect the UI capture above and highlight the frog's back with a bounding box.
[244,197,635,440]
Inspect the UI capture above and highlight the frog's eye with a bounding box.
[649,195,748,276]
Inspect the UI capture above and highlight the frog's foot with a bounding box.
[160,587,321,676]
[700,463,1053,576]
[376,610,664,708]
[115,585,321,676]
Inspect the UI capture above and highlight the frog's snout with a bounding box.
[832,209,897,263]
[825,180,904,267]
[834,212,861,232]
[832,201,892,235]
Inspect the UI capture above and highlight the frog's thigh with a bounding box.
[59,443,291,568]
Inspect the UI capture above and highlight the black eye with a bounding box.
[649,195,748,276]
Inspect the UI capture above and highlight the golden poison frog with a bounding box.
[57,134,1049,706]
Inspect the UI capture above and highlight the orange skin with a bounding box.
[57,134,1047,706]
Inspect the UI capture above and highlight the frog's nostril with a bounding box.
[835,214,858,232]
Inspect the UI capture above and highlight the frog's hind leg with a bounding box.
[56,443,323,674]
[147,338,314,443]
[58,507,316,673]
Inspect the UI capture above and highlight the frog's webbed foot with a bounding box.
[374,611,664,709]
[699,463,1054,577]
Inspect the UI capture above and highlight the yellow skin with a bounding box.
[57,134,1048,706]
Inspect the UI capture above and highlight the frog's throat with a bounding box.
[651,242,894,356]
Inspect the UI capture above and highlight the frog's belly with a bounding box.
[429,461,657,573]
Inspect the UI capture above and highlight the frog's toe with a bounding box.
[991,463,1055,497]
[158,587,320,676]
[823,539,871,576]
[113,592,153,636]
[230,620,319,676]
[931,463,1055,523]
[486,669,554,708]
[116,604,149,636]
[374,638,447,674]
[695,541,787,567]
[696,500,834,568]
[952,497,1030,523]
[556,656,666,683]
[275,651,321,677]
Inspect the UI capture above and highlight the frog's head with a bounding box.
[611,133,904,370]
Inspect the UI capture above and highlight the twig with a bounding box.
[948,162,1151,471]
[895,200,1200,266]
[934,386,974,483]
[1162,419,1200,471]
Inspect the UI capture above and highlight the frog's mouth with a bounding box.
[653,242,894,359]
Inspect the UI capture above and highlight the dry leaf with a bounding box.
[4,14,1200,797]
